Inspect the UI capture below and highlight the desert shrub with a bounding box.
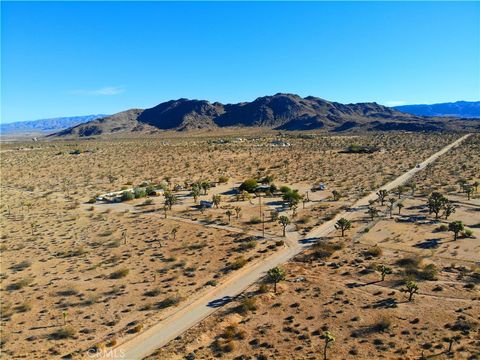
[7,277,33,290]
[156,295,181,309]
[109,268,129,279]
[258,283,269,293]
[87,197,96,204]
[311,241,338,259]
[396,255,422,269]
[144,288,161,297]
[121,191,135,202]
[421,264,438,280]
[57,287,79,296]
[275,240,285,247]
[364,246,382,257]
[373,316,392,332]
[50,326,76,340]
[218,176,229,184]
[230,257,248,270]
[15,302,31,313]
[436,224,448,232]
[297,215,311,224]
[133,187,147,198]
[142,198,154,205]
[463,229,474,238]
[145,186,157,196]
[249,216,261,224]
[239,241,257,251]
[237,297,257,314]
[205,280,217,286]
[131,324,143,333]
[10,260,31,271]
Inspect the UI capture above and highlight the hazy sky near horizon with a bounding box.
[2,1,479,123]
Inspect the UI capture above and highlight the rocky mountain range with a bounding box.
[394,101,479,118]
[52,94,479,137]
[0,114,107,134]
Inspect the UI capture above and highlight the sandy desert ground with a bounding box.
[0,131,478,359]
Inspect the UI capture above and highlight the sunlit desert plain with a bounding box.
[1,131,478,359]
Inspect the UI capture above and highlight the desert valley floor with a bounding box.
[1,131,479,359]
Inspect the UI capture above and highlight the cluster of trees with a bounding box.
[427,192,456,220]
[457,179,478,200]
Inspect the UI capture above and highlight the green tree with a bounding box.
[239,178,258,193]
[323,331,335,360]
[449,221,464,241]
[443,201,456,220]
[278,215,290,237]
[407,181,417,196]
[403,281,419,302]
[191,185,201,203]
[427,192,447,219]
[164,191,178,210]
[282,189,302,207]
[270,209,279,222]
[267,267,285,293]
[200,181,211,195]
[335,218,351,237]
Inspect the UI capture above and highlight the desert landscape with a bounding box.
[1,131,478,359]
[2,2,479,359]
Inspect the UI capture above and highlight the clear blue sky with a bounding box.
[1,1,479,123]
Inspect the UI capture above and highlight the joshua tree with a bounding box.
[291,204,298,218]
[200,181,211,195]
[403,281,419,301]
[395,185,405,199]
[464,185,474,200]
[443,201,456,220]
[446,335,461,354]
[122,230,127,245]
[270,209,279,222]
[163,205,168,218]
[212,194,221,208]
[234,206,241,219]
[323,331,335,360]
[427,192,447,219]
[473,181,479,193]
[278,215,290,237]
[448,221,464,241]
[457,179,468,193]
[387,198,396,218]
[191,186,201,203]
[267,266,285,293]
[163,191,178,210]
[377,264,392,281]
[225,210,233,223]
[332,190,341,201]
[62,310,68,325]
[376,189,388,206]
[367,206,379,221]
[407,181,417,196]
[397,202,404,215]
[335,218,351,237]
[171,227,178,240]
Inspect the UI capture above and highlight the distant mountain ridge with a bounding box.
[0,114,108,134]
[394,101,480,118]
[51,94,480,137]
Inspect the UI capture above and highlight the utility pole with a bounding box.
[259,194,262,218]
[262,212,265,238]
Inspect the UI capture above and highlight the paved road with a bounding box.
[103,133,471,360]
